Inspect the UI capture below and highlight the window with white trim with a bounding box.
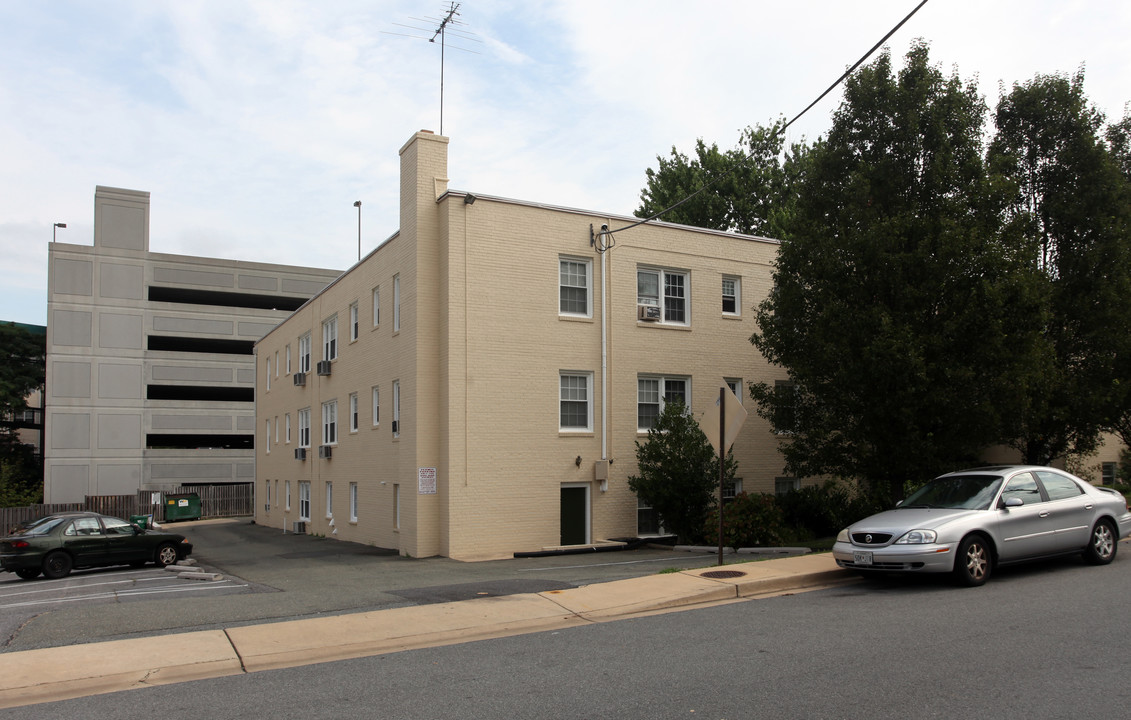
[723,478,743,504]
[725,378,743,405]
[298,408,311,448]
[372,386,380,426]
[349,302,359,342]
[393,484,401,529]
[349,393,359,433]
[299,481,310,521]
[392,380,401,437]
[274,415,279,443]
[372,286,380,327]
[265,419,271,454]
[298,334,311,373]
[265,479,271,509]
[285,344,291,374]
[349,482,358,522]
[266,357,271,390]
[559,372,593,431]
[637,497,663,535]
[559,257,592,317]
[323,315,338,360]
[285,413,291,443]
[638,267,688,324]
[325,481,333,519]
[1102,462,1117,485]
[722,276,740,315]
[322,400,338,445]
[274,350,279,376]
[775,477,800,496]
[393,275,401,332]
[637,375,689,431]
[286,480,291,511]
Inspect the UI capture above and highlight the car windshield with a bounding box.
[901,474,1003,510]
[12,516,69,536]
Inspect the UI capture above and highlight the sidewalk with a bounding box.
[0,553,851,709]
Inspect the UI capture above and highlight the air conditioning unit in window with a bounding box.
[294,447,307,461]
[637,305,661,322]
[292,521,306,534]
[316,360,332,376]
[318,444,333,459]
[293,372,306,386]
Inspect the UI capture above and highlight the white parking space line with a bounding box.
[0,581,247,609]
[0,574,171,600]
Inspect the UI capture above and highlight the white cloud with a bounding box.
[2,0,1129,327]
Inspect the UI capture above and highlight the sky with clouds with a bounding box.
[3,0,1129,327]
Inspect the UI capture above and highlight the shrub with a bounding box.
[702,492,787,550]
[776,480,883,539]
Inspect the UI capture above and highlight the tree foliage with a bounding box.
[989,71,1131,463]
[0,323,45,506]
[635,120,812,238]
[750,43,1048,499]
[636,42,1131,496]
[627,401,736,543]
[0,323,44,412]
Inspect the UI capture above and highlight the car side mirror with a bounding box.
[1002,497,1024,509]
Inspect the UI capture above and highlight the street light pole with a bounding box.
[353,201,362,262]
[53,222,66,242]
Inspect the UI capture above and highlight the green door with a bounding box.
[560,486,588,546]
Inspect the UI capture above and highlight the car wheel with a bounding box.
[1084,519,1117,565]
[42,551,73,580]
[953,534,991,587]
[155,543,179,567]
[15,568,40,580]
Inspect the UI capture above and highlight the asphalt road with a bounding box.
[0,518,751,652]
[5,542,1129,719]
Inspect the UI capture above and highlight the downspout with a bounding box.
[601,235,608,469]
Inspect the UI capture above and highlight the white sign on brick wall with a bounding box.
[418,467,437,494]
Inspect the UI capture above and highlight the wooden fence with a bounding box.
[0,483,254,531]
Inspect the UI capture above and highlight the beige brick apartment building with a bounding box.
[254,130,788,560]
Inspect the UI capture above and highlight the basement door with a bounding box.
[560,483,590,546]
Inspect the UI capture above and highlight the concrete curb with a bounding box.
[0,631,242,709]
[0,553,850,709]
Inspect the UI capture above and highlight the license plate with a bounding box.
[853,550,873,566]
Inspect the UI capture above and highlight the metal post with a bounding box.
[718,385,726,566]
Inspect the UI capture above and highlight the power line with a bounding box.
[604,0,931,239]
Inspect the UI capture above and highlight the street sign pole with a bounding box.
[718,385,725,566]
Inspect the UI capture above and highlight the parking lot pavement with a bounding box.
[0,518,777,653]
[0,567,247,612]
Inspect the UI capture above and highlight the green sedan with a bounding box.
[0,511,194,580]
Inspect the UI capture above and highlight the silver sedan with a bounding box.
[832,465,1131,586]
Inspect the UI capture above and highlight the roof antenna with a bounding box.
[384,2,481,135]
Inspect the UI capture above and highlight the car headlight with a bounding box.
[894,529,937,544]
[836,528,850,543]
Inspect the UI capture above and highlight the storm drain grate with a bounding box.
[701,570,747,579]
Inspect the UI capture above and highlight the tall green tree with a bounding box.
[635,120,812,238]
[988,71,1131,464]
[627,401,736,543]
[749,43,1046,500]
[0,323,46,505]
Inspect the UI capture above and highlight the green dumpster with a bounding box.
[164,493,202,522]
[129,514,152,529]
